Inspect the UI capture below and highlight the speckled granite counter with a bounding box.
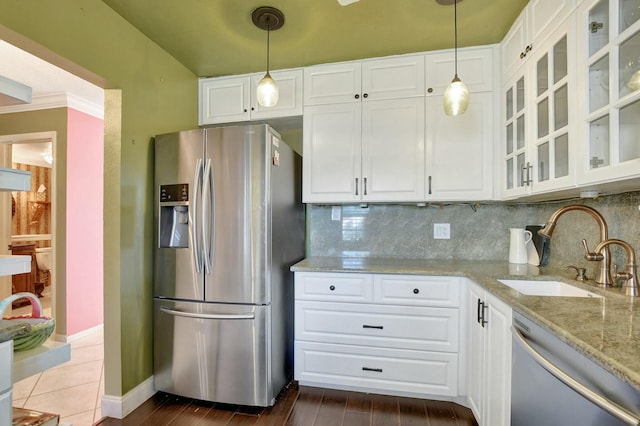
[292,257,640,393]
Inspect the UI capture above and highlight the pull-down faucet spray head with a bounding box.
[538,204,613,287]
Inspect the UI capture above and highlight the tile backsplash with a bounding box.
[306,191,640,278]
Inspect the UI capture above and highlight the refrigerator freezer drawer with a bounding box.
[153,299,278,406]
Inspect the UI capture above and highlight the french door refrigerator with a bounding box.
[153,124,304,407]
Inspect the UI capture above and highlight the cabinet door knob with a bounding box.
[354,94,360,99]
[413,288,420,294]
[427,88,433,93]
[243,109,248,112]
[363,93,368,98]
[329,285,336,291]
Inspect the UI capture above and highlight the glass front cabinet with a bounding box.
[529,27,575,194]
[503,74,529,197]
[577,0,640,185]
[502,14,575,198]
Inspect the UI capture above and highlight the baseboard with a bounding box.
[51,323,104,343]
[67,323,104,342]
[101,376,155,419]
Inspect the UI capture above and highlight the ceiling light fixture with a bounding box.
[41,146,52,165]
[252,6,285,108]
[442,0,469,116]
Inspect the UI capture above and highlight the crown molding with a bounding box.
[0,92,104,119]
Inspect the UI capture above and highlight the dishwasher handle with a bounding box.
[160,306,255,320]
[511,325,640,426]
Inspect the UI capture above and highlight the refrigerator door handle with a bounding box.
[192,158,204,273]
[160,306,255,320]
[202,158,214,274]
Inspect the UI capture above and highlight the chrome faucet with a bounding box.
[538,204,613,287]
[583,239,639,296]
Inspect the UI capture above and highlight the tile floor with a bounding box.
[10,288,105,425]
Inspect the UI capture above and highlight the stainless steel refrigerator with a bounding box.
[152,124,304,407]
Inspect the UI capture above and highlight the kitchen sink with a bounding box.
[497,279,603,298]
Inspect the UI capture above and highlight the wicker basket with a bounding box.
[0,292,54,351]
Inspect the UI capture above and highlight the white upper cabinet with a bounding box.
[502,73,530,198]
[303,62,361,105]
[501,0,578,199]
[198,68,303,125]
[303,55,425,105]
[302,103,362,203]
[361,97,426,202]
[303,54,426,203]
[426,91,495,201]
[576,0,640,186]
[199,76,250,124]
[527,23,576,195]
[425,46,495,96]
[303,97,425,203]
[249,69,303,120]
[303,47,497,204]
[502,0,576,80]
[425,46,497,201]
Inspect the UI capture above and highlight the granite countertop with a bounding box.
[0,319,32,343]
[292,256,640,392]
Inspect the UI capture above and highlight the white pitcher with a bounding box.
[509,228,533,264]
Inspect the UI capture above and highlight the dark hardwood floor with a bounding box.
[95,384,478,426]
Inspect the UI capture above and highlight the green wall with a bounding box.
[0,0,198,395]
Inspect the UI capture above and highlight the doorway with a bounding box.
[0,132,56,321]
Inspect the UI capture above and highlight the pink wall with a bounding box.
[66,108,104,335]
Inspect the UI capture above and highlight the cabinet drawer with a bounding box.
[0,340,12,392]
[295,301,459,352]
[374,275,460,307]
[295,272,373,302]
[295,341,458,397]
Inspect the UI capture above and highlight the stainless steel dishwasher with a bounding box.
[511,312,640,426]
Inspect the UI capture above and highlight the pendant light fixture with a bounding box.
[252,6,284,108]
[442,0,469,116]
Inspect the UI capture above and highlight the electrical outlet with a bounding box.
[331,206,341,221]
[434,223,451,239]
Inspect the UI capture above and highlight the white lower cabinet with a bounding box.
[295,341,458,396]
[294,272,461,398]
[0,340,12,426]
[467,280,512,426]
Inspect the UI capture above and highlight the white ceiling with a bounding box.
[12,141,52,168]
[0,39,103,166]
[0,39,104,108]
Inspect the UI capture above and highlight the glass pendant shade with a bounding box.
[257,72,279,107]
[252,7,284,108]
[443,75,469,116]
[442,0,468,116]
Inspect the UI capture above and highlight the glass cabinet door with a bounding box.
[582,0,640,179]
[504,75,528,192]
[534,33,570,186]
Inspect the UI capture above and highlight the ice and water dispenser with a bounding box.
[158,184,189,248]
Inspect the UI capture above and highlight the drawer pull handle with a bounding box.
[413,288,420,294]
[362,367,383,373]
[362,324,383,329]
[329,285,336,291]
